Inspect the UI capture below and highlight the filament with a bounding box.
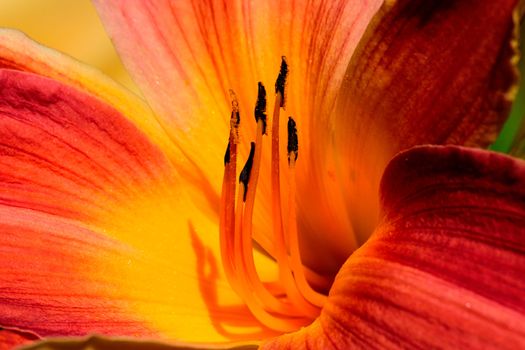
[218,59,327,332]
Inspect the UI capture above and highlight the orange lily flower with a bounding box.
[1,0,524,349]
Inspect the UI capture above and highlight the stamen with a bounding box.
[224,142,231,166]
[219,97,240,295]
[287,116,327,307]
[254,82,267,135]
[218,62,327,332]
[270,69,319,316]
[219,140,237,292]
[287,117,298,163]
[235,181,310,332]
[239,142,256,202]
[229,89,241,143]
[275,56,288,107]
[240,99,300,315]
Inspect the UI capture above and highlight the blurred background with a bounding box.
[493,15,525,155]
[0,0,523,153]
[0,0,139,94]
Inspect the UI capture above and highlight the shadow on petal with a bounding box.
[189,222,277,341]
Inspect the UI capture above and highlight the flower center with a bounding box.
[219,58,327,332]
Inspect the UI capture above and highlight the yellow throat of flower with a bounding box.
[219,58,327,332]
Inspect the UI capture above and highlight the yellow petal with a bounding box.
[0,58,276,344]
[93,0,383,274]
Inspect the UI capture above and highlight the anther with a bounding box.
[287,116,298,163]
[229,89,240,113]
[254,82,267,135]
[232,110,240,128]
[239,142,255,201]
[224,142,231,166]
[275,56,288,107]
[229,89,241,144]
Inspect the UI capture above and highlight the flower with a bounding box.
[0,0,524,349]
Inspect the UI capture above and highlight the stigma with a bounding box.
[219,58,327,332]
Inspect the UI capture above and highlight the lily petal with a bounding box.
[92,0,382,164]
[0,29,173,156]
[0,69,265,344]
[0,29,233,266]
[332,0,521,246]
[262,146,525,349]
[92,0,383,271]
[0,67,171,336]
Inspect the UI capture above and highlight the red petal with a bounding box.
[0,68,174,223]
[0,29,174,157]
[263,146,525,349]
[0,68,272,344]
[0,206,166,338]
[332,0,520,245]
[0,68,173,337]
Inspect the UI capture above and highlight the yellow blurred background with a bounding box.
[0,0,139,94]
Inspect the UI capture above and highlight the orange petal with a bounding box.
[92,0,383,165]
[330,0,521,248]
[0,69,268,344]
[92,0,383,271]
[262,146,525,349]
